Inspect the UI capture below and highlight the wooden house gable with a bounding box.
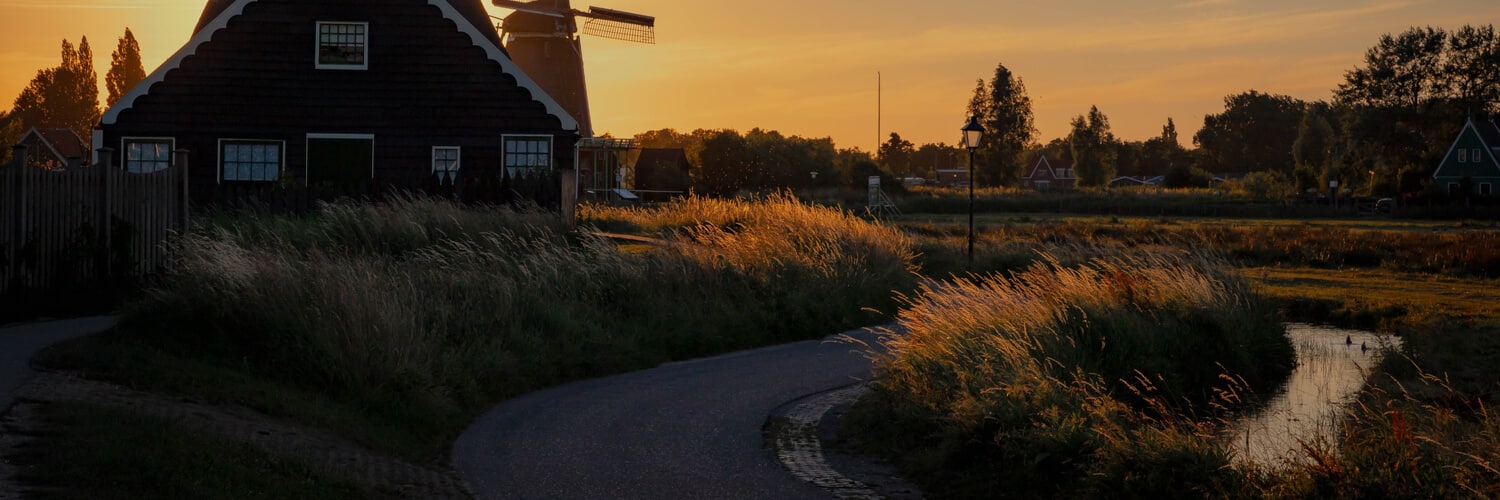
[1434,119,1500,180]
[96,0,584,202]
[104,0,575,131]
[1026,156,1057,181]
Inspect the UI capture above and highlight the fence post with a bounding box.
[8,144,25,292]
[97,147,115,279]
[8,144,22,170]
[174,149,190,233]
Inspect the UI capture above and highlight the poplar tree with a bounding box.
[966,62,1036,187]
[107,28,146,107]
[1069,106,1117,186]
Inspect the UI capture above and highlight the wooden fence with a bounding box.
[1,144,188,295]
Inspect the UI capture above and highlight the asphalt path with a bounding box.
[452,327,887,499]
[0,316,118,413]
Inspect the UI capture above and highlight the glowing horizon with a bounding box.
[1,0,1496,152]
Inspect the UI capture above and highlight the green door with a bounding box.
[306,136,373,185]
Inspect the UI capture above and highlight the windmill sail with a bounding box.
[580,7,654,44]
[493,0,655,138]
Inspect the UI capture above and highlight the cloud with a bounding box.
[1178,0,1233,8]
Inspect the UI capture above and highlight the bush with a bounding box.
[110,193,917,456]
[857,252,1293,497]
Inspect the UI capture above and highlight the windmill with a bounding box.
[493,0,655,138]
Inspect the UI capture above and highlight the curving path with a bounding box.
[452,327,887,499]
[0,316,118,413]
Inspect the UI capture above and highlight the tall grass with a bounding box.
[99,193,916,457]
[854,252,1294,497]
[901,218,1500,281]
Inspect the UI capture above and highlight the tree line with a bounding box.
[650,24,1497,196]
[1,28,144,166]
[950,23,1499,195]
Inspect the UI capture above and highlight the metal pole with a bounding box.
[967,148,975,270]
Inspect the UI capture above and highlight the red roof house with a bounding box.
[18,127,88,170]
[1022,154,1075,190]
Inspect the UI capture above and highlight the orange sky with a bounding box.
[2,0,1497,151]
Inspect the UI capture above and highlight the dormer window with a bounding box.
[317,22,367,70]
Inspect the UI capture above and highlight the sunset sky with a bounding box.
[2,0,1497,151]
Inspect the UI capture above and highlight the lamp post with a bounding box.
[962,116,985,269]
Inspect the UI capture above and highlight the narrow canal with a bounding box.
[1230,323,1401,465]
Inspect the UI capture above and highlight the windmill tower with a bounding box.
[493,0,655,138]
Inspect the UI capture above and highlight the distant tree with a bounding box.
[1443,24,1500,113]
[1068,106,1117,186]
[1141,117,1188,177]
[1292,106,1337,192]
[1039,137,1073,167]
[10,37,100,142]
[878,132,915,178]
[1114,141,1144,178]
[965,62,1036,187]
[1194,90,1305,175]
[0,111,20,165]
[695,130,750,196]
[1337,26,1450,112]
[911,142,961,178]
[834,147,876,187]
[106,28,145,107]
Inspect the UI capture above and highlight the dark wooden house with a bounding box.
[97,0,579,205]
[1433,117,1500,196]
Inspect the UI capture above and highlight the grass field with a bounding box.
[25,194,917,496]
[846,209,1500,498]
[15,193,1499,497]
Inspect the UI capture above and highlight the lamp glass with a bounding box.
[962,117,984,150]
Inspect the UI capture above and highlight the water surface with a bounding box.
[1229,323,1400,466]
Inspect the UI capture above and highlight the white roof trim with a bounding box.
[426,0,577,131]
[19,127,71,163]
[1026,155,1052,179]
[1433,119,1494,179]
[102,0,579,132]
[102,0,252,125]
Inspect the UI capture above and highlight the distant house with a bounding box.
[18,127,88,170]
[935,169,969,188]
[1022,154,1075,190]
[1432,117,1500,196]
[632,148,692,201]
[97,0,579,204]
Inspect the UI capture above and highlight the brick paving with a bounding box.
[770,383,926,500]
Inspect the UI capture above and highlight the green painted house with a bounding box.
[1433,117,1500,196]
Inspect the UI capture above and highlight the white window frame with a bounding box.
[121,137,174,173]
[218,139,286,183]
[433,146,460,184]
[315,21,369,70]
[1449,182,1461,195]
[1459,148,1468,163]
[304,133,375,186]
[503,134,553,179]
[1482,183,1493,196]
[1475,148,1484,163]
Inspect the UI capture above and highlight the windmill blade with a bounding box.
[579,6,654,44]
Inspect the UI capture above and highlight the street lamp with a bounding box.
[962,116,985,269]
